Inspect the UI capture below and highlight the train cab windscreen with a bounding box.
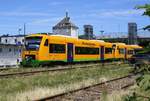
[25,36,42,51]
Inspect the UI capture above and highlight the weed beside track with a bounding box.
[0,63,133,101]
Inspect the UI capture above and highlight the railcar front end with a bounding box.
[22,35,46,66]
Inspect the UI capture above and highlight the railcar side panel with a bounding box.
[104,43,114,60]
[73,40,101,62]
[113,43,126,59]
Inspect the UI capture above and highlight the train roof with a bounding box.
[113,43,126,45]
[50,35,78,39]
[127,45,143,49]
[27,34,106,43]
[27,34,78,39]
[26,34,117,47]
[90,40,104,42]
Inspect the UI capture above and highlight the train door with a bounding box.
[112,44,116,59]
[100,46,104,61]
[67,43,73,62]
[125,48,127,60]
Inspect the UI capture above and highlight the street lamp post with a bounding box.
[24,23,26,37]
[100,30,104,38]
[18,28,22,35]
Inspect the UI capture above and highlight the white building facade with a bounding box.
[0,35,25,45]
[0,35,24,67]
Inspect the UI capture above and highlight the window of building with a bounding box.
[14,49,16,55]
[128,50,134,55]
[119,48,125,54]
[22,39,24,43]
[0,48,2,53]
[75,47,99,55]
[44,39,48,46]
[5,39,7,43]
[50,44,65,53]
[105,48,112,54]
[9,48,11,52]
[15,39,17,43]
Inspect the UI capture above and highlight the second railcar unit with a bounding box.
[113,43,142,60]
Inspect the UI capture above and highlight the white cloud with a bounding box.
[100,9,143,17]
[0,12,51,16]
[29,17,62,25]
[75,9,144,19]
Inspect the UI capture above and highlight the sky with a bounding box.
[0,0,149,36]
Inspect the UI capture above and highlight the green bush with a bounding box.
[20,59,40,67]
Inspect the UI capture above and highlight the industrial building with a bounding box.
[128,22,138,45]
[79,25,95,40]
[84,25,94,39]
[52,12,79,38]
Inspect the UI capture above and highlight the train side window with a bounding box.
[99,48,101,54]
[75,47,99,54]
[44,39,48,46]
[128,50,134,55]
[119,48,125,54]
[50,44,65,53]
[105,48,112,54]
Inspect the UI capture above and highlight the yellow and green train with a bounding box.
[21,34,142,66]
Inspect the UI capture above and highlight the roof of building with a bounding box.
[0,43,23,46]
[53,13,78,29]
[0,34,25,37]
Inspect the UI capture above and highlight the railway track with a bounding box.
[0,61,123,72]
[33,73,137,101]
[0,67,18,71]
[0,62,127,78]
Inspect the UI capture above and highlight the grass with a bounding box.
[102,90,131,101]
[103,82,150,101]
[123,84,150,101]
[0,64,132,101]
[101,85,138,101]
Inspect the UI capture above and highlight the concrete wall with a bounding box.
[71,28,78,38]
[53,28,78,38]
[0,45,22,67]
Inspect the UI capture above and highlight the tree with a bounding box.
[136,4,150,31]
[123,4,150,101]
